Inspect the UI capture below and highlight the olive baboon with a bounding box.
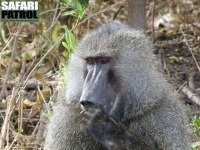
[45,22,190,150]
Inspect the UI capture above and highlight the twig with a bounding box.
[37,86,51,113]
[46,4,61,33]
[36,109,48,146]
[151,0,155,42]
[22,35,64,89]
[181,28,200,72]
[0,24,20,100]
[19,50,27,78]
[0,88,18,149]
[0,23,22,149]
[20,58,39,84]
[70,0,126,31]
[0,36,14,54]
[113,5,123,20]
[176,81,187,94]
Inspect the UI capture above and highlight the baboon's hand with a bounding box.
[80,108,112,136]
[80,108,124,149]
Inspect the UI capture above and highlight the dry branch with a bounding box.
[0,24,21,100]
[0,24,22,149]
[182,86,200,106]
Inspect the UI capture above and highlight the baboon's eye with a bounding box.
[100,58,110,64]
[86,58,95,65]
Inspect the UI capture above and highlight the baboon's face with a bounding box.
[80,56,119,115]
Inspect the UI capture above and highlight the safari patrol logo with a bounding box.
[0,0,39,22]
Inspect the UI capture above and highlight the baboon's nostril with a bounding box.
[80,100,94,106]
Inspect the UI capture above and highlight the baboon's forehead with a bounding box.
[74,22,150,59]
[75,33,117,58]
[75,32,146,58]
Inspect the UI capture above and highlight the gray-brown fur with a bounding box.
[45,22,190,150]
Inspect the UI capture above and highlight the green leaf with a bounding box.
[191,141,200,148]
[68,32,76,51]
[43,112,52,119]
[76,2,84,18]
[169,56,179,62]
[195,118,200,126]
[62,42,70,50]
[20,128,24,133]
[62,27,76,53]
[62,10,76,16]
[79,0,89,6]
[18,90,26,96]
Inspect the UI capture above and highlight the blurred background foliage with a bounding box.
[0,0,200,149]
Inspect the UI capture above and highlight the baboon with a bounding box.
[45,22,190,150]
